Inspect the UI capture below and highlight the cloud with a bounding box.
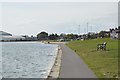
[1,2,118,35]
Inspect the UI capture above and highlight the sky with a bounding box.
[0,1,118,36]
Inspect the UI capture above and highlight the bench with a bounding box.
[97,42,107,51]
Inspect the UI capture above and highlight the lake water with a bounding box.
[1,42,58,78]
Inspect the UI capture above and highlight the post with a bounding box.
[87,22,88,34]
[78,25,80,35]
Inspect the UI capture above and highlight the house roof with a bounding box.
[0,31,12,36]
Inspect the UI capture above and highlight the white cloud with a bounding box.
[1,2,118,35]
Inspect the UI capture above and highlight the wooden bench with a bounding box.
[97,42,107,51]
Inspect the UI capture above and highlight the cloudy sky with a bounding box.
[0,1,118,36]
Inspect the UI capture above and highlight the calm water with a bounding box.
[1,42,58,78]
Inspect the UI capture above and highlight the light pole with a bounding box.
[78,25,80,35]
[87,22,88,34]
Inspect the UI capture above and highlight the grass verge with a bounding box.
[66,38,119,78]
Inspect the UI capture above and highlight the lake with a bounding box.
[1,42,58,78]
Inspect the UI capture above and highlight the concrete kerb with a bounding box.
[47,45,62,80]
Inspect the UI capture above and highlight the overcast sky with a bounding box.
[0,1,118,36]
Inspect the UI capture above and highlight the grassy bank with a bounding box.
[66,38,118,78]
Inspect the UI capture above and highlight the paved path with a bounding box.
[58,43,98,78]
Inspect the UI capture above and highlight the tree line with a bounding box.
[37,32,80,40]
[36,31,111,41]
[37,26,120,41]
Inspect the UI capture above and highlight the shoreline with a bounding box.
[46,43,63,79]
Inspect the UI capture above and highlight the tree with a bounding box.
[49,33,59,40]
[99,31,110,38]
[49,33,55,40]
[60,33,66,39]
[87,32,98,39]
[63,34,78,40]
[37,31,48,40]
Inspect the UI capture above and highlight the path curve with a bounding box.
[58,43,98,78]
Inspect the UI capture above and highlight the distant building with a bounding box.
[0,31,12,36]
[1,36,25,41]
[0,31,25,41]
[81,34,88,40]
[110,27,120,40]
[0,31,39,41]
[59,39,64,42]
[24,36,38,41]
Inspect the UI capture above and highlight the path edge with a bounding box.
[47,45,62,79]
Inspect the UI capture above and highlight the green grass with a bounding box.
[66,38,119,78]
